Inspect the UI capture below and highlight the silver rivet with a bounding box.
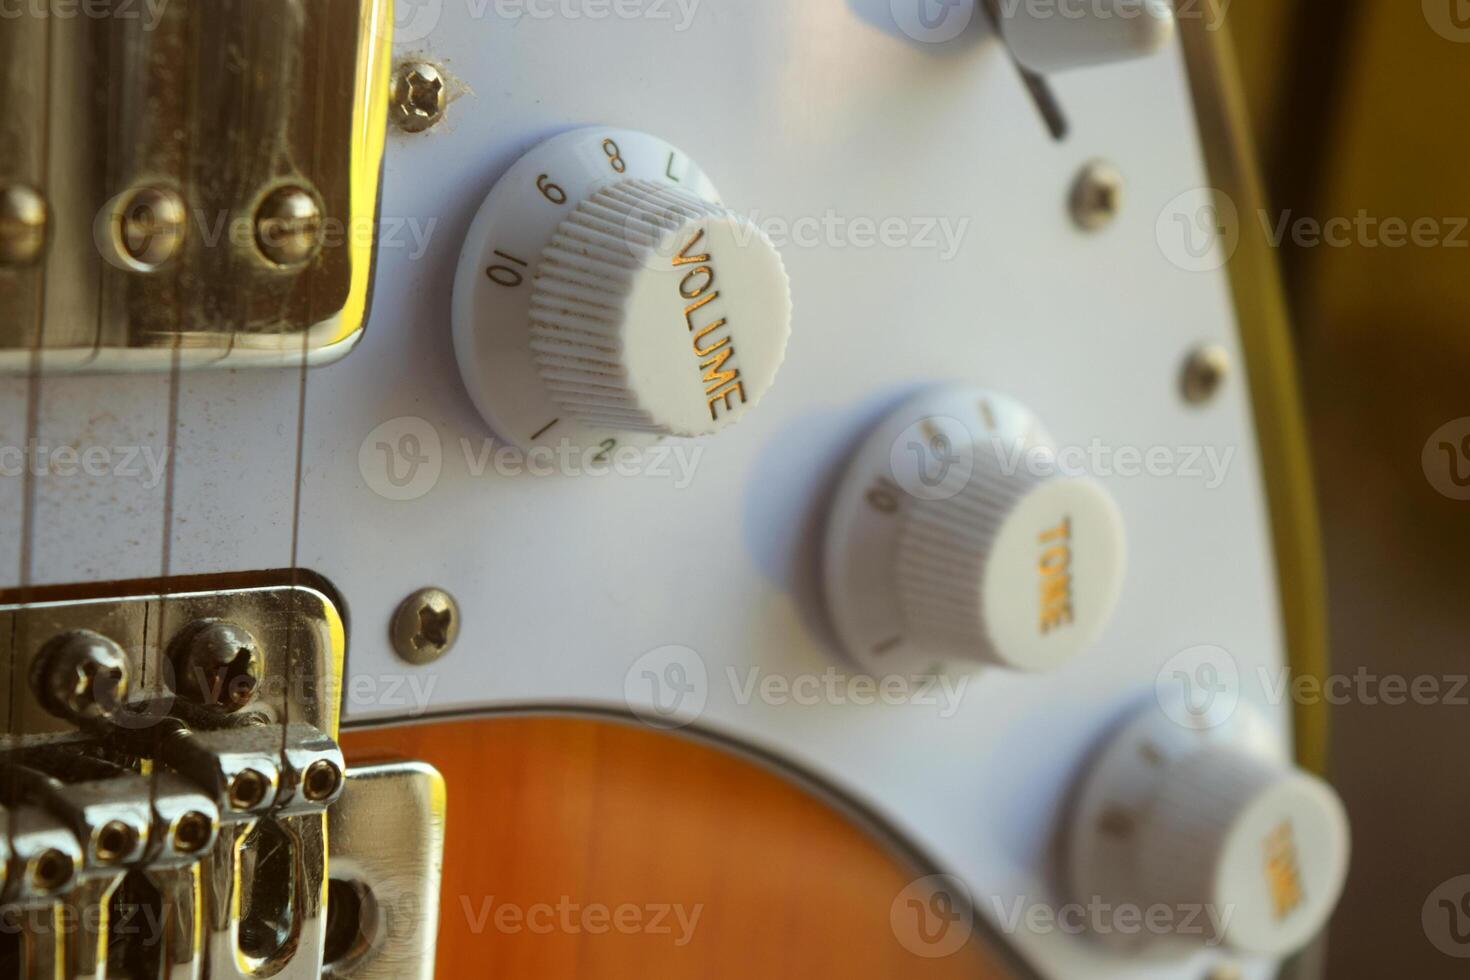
[172,621,263,713]
[391,588,460,665]
[391,62,447,133]
[30,849,74,892]
[1182,343,1231,405]
[254,185,324,268]
[172,810,214,853]
[0,183,48,267]
[1070,160,1124,231]
[94,819,139,864]
[32,630,131,723]
[116,185,187,271]
[228,768,272,811]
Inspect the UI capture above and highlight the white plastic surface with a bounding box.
[999,0,1176,74]
[0,7,1300,980]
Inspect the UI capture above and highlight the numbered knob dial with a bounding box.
[1070,702,1351,958]
[824,385,1126,673]
[453,127,792,451]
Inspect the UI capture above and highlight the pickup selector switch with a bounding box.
[453,127,792,452]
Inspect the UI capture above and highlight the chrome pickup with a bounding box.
[0,0,392,373]
[0,582,444,979]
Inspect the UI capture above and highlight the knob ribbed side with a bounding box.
[529,179,734,433]
[895,448,1047,662]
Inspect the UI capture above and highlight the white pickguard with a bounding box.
[0,5,1291,978]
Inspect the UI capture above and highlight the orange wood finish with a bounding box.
[343,717,1016,979]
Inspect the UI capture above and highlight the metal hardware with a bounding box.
[170,620,263,713]
[0,184,47,267]
[324,761,446,979]
[392,63,449,133]
[0,0,393,373]
[255,185,327,269]
[30,631,130,723]
[1069,160,1124,230]
[1181,343,1231,404]
[0,580,445,977]
[391,588,461,666]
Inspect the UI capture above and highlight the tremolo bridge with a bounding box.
[0,582,444,978]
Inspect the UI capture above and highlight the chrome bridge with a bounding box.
[0,582,443,978]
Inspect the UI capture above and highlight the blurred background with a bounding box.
[1231,3,1470,976]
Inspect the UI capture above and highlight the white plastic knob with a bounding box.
[998,0,1175,74]
[529,179,790,437]
[894,449,1125,672]
[453,127,791,452]
[1069,703,1351,959]
[823,385,1126,674]
[1135,745,1350,956]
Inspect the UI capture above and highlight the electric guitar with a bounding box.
[0,1,1346,977]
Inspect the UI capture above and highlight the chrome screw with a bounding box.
[303,759,343,803]
[0,183,48,267]
[94,819,139,864]
[390,588,460,666]
[1181,343,1231,405]
[172,810,215,853]
[33,630,131,723]
[391,62,447,133]
[1070,160,1124,231]
[228,769,272,811]
[30,849,74,892]
[254,185,324,268]
[172,621,262,713]
[115,185,187,271]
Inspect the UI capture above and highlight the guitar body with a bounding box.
[0,2,1343,978]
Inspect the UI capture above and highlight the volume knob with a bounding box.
[453,127,792,452]
[530,179,790,437]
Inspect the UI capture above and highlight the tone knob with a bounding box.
[997,0,1175,74]
[1070,702,1351,958]
[823,385,1126,673]
[453,127,792,452]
